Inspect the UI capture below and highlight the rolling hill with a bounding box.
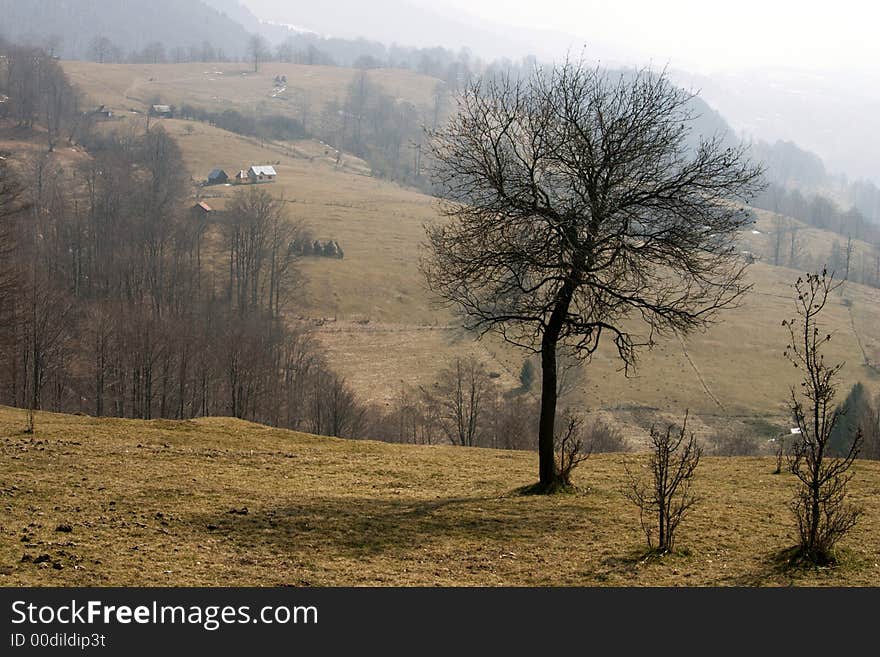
[62,61,441,121]
[53,60,880,442]
[2,406,879,586]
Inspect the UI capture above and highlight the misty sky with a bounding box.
[242,0,879,180]
[244,0,879,73]
[414,0,878,73]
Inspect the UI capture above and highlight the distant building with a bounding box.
[248,165,277,182]
[191,201,213,218]
[150,104,173,118]
[207,169,229,185]
[91,105,113,120]
[234,170,249,184]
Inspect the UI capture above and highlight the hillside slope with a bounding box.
[62,60,441,124]
[167,114,880,424]
[2,406,879,586]
[51,62,880,431]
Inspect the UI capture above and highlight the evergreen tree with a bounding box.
[518,359,535,392]
[829,382,869,457]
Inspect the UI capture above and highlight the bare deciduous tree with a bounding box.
[771,214,786,266]
[864,394,880,461]
[224,187,301,318]
[87,36,118,64]
[625,412,702,553]
[428,356,492,447]
[783,270,863,564]
[713,430,762,456]
[0,157,25,343]
[423,61,764,491]
[248,34,269,73]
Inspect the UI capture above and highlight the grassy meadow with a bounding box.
[2,407,879,587]
[62,61,441,121]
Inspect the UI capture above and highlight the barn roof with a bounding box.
[208,168,227,179]
[194,201,212,212]
[249,165,277,176]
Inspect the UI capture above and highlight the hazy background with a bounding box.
[241,0,880,183]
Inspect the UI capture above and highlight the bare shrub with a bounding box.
[625,412,702,554]
[554,413,591,487]
[773,434,790,474]
[783,271,863,564]
[584,418,627,453]
[712,430,762,457]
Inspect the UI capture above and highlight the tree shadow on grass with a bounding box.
[707,546,860,586]
[187,494,595,562]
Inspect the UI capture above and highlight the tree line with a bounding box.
[0,44,88,152]
[0,75,368,436]
[753,182,879,244]
[754,184,880,290]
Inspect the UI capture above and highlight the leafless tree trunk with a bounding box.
[248,34,268,73]
[430,356,492,447]
[772,214,787,266]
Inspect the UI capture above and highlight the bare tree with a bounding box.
[0,157,25,326]
[863,394,880,460]
[625,412,702,553]
[224,187,300,317]
[248,34,269,73]
[783,270,863,564]
[423,61,764,491]
[0,121,358,438]
[788,221,803,268]
[87,36,118,64]
[429,356,492,447]
[773,432,789,475]
[584,417,627,453]
[140,41,167,65]
[712,430,761,456]
[771,214,787,266]
[844,234,854,282]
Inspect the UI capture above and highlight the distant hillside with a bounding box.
[58,61,880,427]
[0,0,252,60]
[674,68,880,223]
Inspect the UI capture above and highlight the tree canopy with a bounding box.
[423,61,765,490]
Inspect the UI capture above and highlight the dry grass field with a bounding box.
[2,406,879,587]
